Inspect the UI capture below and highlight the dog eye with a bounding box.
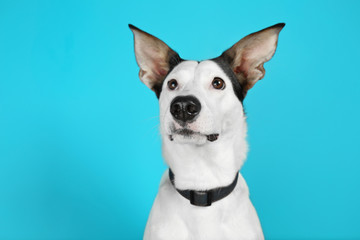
[212,77,225,90]
[168,79,178,90]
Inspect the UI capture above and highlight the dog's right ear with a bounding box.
[129,24,180,97]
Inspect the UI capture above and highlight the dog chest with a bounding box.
[144,172,264,240]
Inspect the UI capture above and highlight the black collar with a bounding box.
[169,169,239,207]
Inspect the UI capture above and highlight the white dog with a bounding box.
[129,23,284,240]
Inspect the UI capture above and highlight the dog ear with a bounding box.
[220,23,285,94]
[129,24,181,96]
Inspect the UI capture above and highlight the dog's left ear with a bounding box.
[129,24,181,97]
[220,23,285,94]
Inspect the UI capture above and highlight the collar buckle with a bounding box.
[190,190,212,206]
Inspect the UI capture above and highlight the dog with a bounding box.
[129,23,285,240]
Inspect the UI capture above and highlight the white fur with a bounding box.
[144,60,264,239]
[144,170,263,240]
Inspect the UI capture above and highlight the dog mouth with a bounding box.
[206,134,219,142]
[169,128,219,142]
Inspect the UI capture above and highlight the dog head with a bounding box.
[130,24,284,148]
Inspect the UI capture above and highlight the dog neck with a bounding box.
[162,123,248,190]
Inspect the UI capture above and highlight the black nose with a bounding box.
[170,95,201,122]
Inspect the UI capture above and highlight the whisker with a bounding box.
[140,115,160,123]
[140,123,161,140]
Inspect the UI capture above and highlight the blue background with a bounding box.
[1,0,359,239]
